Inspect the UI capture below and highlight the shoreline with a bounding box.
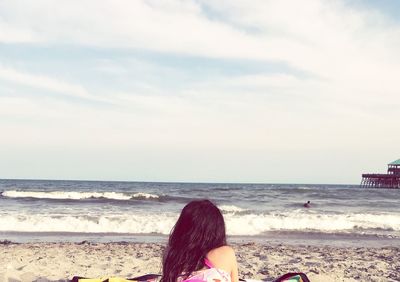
[2,231,400,248]
[1,241,399,282]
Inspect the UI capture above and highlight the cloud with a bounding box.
[1,1,400,100]
[0,0,260,57]
[0,21,36,43]
[0,64,116,105]
[0,0,399,182]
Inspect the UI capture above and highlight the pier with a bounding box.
[361,159,400,189]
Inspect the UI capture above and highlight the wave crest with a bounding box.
[0,190,160,201]
[0,211,399,237]
[219,205,247,213]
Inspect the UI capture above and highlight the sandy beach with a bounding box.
[1,241,399,282]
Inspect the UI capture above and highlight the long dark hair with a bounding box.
[162,199,227,282]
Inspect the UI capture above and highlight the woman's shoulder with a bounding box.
[206,246,239,282]
[206,245,236,271]
[208,245,235,257]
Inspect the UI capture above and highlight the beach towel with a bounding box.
[71,272,310,282]
[71,274,161,282]
[272,272,310,282]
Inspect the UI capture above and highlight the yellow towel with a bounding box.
[78,278,135,282]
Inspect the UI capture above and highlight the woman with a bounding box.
[162,200,239,282]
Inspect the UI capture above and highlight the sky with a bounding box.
[0,0,399,184]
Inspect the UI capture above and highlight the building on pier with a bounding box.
[361,159,400,188]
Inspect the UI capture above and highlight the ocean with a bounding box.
[1,179,399,246]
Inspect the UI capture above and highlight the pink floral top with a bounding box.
[179,258,231,282]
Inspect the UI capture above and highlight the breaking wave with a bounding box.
[1,211,399,237]
[219,205,248,213]
[0,190,160,201]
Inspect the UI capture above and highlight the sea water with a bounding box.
[1,179,399,245]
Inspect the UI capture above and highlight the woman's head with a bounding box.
[162,200,226,282]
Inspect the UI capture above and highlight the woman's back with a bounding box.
[179,246,238,282]
[179,258,230,282]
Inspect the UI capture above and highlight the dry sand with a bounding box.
[0,241,399,282]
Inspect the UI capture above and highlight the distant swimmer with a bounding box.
[303,201,311,208]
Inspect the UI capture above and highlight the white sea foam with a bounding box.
[297,186,312,190]
[0,211,399,236]
[224,212,400,235]
[132,192,160,199]
[0,213,177,234]
[219,205,247,213]
[1,190,160,200]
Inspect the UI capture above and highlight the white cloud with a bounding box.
[1,0,399,101]
[0,21,36,43]
[0,0,399,182]
[0,64,116,104]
